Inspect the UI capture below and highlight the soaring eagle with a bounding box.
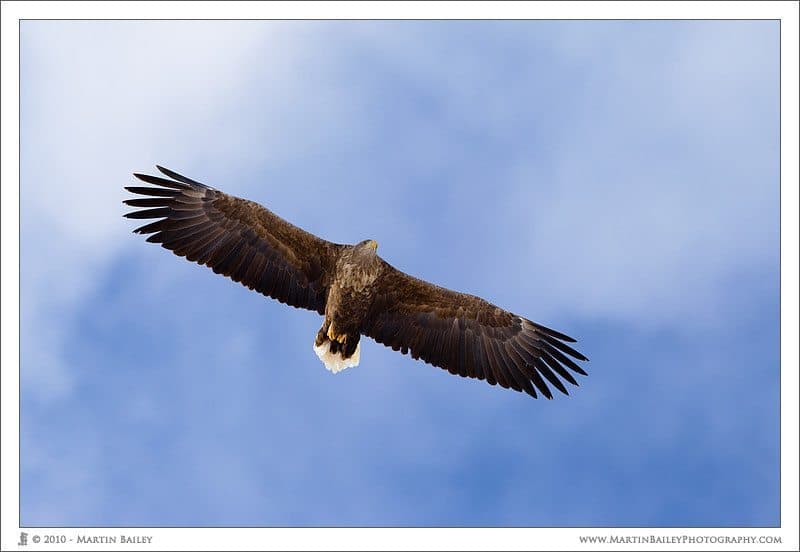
[124,167,588,399]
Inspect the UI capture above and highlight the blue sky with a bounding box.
[20,20,779,527]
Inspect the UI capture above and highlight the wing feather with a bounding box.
[124,167,343,313]
[362,262,588,399]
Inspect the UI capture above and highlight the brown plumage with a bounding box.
[124,166,588,399]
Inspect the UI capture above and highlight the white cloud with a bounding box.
[501,22,779,327]
[20,21,336,402]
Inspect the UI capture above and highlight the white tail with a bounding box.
[313,339,361,374]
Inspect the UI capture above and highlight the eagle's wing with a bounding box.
[124,166,343,314]
[362,261,588,399]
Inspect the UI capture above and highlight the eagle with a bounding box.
[124,166,588,399]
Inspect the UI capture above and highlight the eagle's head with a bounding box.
[356,239,378,252]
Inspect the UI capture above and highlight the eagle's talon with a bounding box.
[326,323,347,343]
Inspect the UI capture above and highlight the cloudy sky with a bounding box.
[20,20,779,527]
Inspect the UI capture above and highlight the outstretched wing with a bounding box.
[362,262,588,399]
[124,166,343,314]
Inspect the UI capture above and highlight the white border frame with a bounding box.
[2,2,797,551]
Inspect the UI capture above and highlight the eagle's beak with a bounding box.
[368,240,378,250]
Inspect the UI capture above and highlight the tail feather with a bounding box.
[313,339,360,374]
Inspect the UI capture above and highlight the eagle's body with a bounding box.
[125,167,588,399]
[314,241,382,372]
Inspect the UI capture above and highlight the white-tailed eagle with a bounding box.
[124,166,588,399]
